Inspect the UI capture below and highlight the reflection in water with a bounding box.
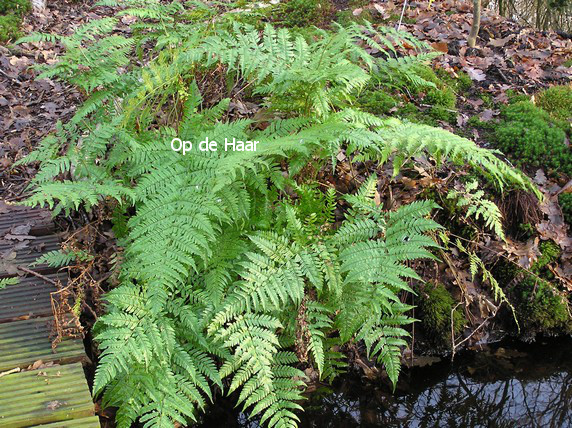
[200,338,572,427]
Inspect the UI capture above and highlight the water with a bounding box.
[201,338,572,427]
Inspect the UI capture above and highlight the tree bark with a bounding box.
[468,0,482,48]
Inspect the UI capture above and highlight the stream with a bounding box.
[200,337,572,427]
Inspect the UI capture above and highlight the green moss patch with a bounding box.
[559,193,572,225]
[418,282,466,347]
[494,101,571,176]
[514,277,571,334]
[277,0,334,28]
[356,89,399,116]
[535,85,572,122]
[0,0,30,43]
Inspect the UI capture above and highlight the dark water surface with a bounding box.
[201,338,572,427]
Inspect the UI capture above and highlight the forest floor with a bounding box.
[1,0,571,374]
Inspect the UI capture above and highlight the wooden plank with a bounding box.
[0,317,85,372]
[33,416,101,427]
[0,274,64,323]
[0,235,61,278]
[0,363,96,427]
[0,203,54,238]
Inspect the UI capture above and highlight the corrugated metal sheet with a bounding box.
[0,274,64,323]
[0,317,85,371]
[0,363,96,427]
[0,235,62,278]
[0,206,54,237]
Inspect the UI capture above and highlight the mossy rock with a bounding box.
[514,276,571,334]
[559,193,572,225]
[494,101,571,176]
[535,85,572,123]
[418,282,466,347]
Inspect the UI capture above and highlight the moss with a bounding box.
[456,72,473,92]
[434,68,472,92]
[494,101,571,176]
[467,115,496,130]
[424,87,456,122]
[514,277,571,333]
[409,65,441,94]
[396,103,438,126]
[533,240,561,272]
[418,282,466,347]
[356,88,399,116]
[0,14,21,43]
[506,89,530,104]
[564,58,572,68]
[559,193,572,225]
[278,0,334,28]
[0,0,30,43]
[516,222,536,240]
[335,8,375,26]
[535,85,572,122]
[0,0,31,15]
[477,91,495,108]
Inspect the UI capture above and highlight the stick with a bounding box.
[17,266,58,285]
[397,0,408,31]
[0,367,21,378]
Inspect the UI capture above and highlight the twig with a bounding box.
[0,367,21,378]
[452,312,496,359]
[17,266,57,285]
[0,68,22,86]
[419,103,458,113]
[397,0,408,31]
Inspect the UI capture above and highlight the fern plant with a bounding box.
[0,277,19,290]
[17,3,538,427]
[447,180,506,240]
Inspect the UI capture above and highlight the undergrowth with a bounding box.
[17,1,538,426]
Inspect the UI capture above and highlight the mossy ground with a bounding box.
[0,0,30,43]
[275,0,335,28]
[355,65,467,126]
[535,85,572,122]
[559,193,572,225]
[494,101,571,176]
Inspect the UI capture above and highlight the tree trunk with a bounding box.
[498,0,505,16]
[468,0,482,48]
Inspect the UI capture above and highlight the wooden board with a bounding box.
[33,416,101,427]
[0,274,63,323]
[0,203,54,237]
[0,235,61,278]
[0,363,96,428]
[0,317,85,372]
